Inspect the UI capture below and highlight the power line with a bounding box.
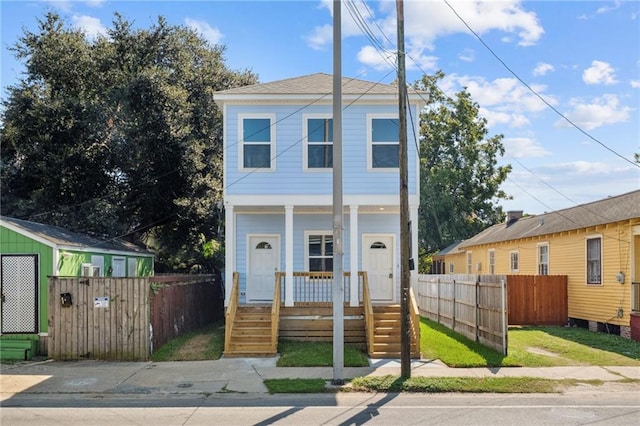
[442,0,638,169]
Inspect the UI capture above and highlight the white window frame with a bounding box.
[367,113,399,171]
[537,243,549,275]
[586,235,602,285]
[303,113,333,171]
[304,231,333,273]
[510,251,519,273]
[238,113,276,172]
[466,251,473,274]
[488,249,495,275]
[128,257,138,277]
[448,262,454,273]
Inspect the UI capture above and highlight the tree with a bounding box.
[1,13,257,272]
[414,71,511,266]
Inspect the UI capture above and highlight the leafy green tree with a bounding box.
[414,71,511,263]
[1,12,257,272]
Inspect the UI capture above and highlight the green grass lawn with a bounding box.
[420,318,640,367]
[276,340,369,367]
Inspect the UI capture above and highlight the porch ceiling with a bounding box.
[232,205,401,214]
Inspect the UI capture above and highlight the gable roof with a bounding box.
[213,72,424,104]
[458,189,640,248]
[0,216,153,256]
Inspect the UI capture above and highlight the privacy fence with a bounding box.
[48,275,223,361]
[414,274,508,355]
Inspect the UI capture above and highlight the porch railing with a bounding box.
[224,272,240,353]
[362,272,375,355]
[276,271,363,305]
[270,274,281,352]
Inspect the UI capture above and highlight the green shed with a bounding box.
[0,216,154,359]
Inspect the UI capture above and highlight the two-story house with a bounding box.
[213,73,424,357]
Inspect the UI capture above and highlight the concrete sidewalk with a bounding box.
[1,357,639,399]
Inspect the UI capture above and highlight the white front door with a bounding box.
[247,235,279,303]
[362,235,394,302]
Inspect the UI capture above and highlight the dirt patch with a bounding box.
[527,347,561,357]
[171,334,212,361]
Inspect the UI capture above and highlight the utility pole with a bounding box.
[332,0,345,385]
[396,0,411,379]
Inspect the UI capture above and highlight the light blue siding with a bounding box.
[234,212,401,302]
[225,104,419,196]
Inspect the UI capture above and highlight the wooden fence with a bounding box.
[507,275,567,325]
[150,275,224,353]
[414,274,507,355]
[48,275,222,361]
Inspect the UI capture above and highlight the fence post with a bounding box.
[501,278,507,356]
[437,276,441,322]
[452,278,456,332]
[475,276,480,342]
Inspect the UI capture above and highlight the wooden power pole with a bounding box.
[396,0,411,379]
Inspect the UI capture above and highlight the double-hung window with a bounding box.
[306,232,333,272]
[586,236,602,284]
[510,251,519,272]
[304,115,333,169]
[488,249,496,274]
[368,115,399,170]
[466,251,473,274]
[239,114,275,170]
[538,244,549,275]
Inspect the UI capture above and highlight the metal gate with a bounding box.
[1,254,38,333]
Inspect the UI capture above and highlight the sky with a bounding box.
[1,0,639,215]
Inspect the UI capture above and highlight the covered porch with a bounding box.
[224,271,420,359]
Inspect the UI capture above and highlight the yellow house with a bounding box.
[443,190,640,340]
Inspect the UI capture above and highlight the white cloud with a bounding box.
[184,18,223,45]
[503,137,551,158]
[72,15,107,38]
[533,62,554,76]
[356,45,395,70]
[308,0,544,67]
[458,49,475,62]
[631,80,640,88]
[556,94,631,130]
[582,60,618,85]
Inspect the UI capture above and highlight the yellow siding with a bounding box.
[443,220,637,326]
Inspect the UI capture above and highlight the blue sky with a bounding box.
[1,0,639,215]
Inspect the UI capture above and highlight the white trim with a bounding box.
[509,250,519,273]
[487,249,496,275]
[585,234,603,285]
[238,113,276,172]
[304,230,333,272]
[224,205,235,306]
[225,193,420,207]
[537,242,549,275]
[111,256,126,277]
[0,220,57,249]
[349,205,359,307]
[302,113,333,172]
[366,113,399,172]
[285,206,294,306]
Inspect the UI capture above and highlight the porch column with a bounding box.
[349,205,359,306]
[410,205,419,279]
[224,204,234,307]
[285,205,294,307]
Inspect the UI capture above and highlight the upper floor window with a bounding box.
[538,244,549,275]
[239,114,275,171]
[510,251,519,272]
[586,237,602,284]
[466,251,473,274]
[368,115,399,170]
[304,116,333,169]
